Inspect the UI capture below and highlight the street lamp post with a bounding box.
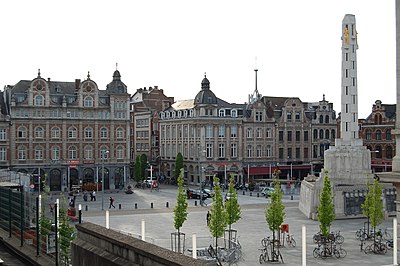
[101,150,109,211]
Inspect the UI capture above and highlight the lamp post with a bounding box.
[101,150,109,211]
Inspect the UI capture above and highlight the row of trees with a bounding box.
[173,169,241,252]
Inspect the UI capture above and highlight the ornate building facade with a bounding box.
[2,69,130,191]
[158,74,337,186]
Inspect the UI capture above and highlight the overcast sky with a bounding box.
[0,0,396,118]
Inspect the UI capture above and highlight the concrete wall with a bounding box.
[71,222,210,266]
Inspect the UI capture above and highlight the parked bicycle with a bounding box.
[286,234,296,247]
[259,248,269,264]
[364,240,387,255]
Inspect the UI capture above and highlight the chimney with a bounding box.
[48,78,51,82]
[75,79,81,90]
[154,86,158,90]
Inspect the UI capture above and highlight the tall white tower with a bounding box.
[337,14,363,146]
[324,14,372,184]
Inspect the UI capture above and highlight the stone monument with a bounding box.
[299,14,392,219]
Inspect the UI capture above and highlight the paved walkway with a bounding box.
[80,185,398,266]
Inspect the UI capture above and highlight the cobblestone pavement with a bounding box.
[78,184,398,266]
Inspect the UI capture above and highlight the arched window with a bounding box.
[116,128,124,139]
[35,146,43,160]
[52,146,60,160]
[116,146,124,159]
[386,130,392,140]
[325,115,329,124]
[374,114,382,125]
[35,95,44,106]
[68,146,78,159]
[18,146,27,160]
[35,127,44,139]
[331,129,336,139]
[84,96,93,107]
[313,129,318,139]
[366,130,372,140]
[100,127,108,139]
[18,127,27,138]
[325,129,330,139]
[68,127,77,139]
[51,127,60,139]
[319,129,324,139]
[84,145,93,160]
[375,145,382,159]
[247,145,253,157]
[319,115,323,123]
[84,127,93,139]
[376,130,382,140]
[386,146,393,159]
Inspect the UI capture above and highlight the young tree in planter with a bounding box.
[225,175,241,248]
[367,178,384,247]
[58,207,75,265]
[175,152,184,180]
[209,176,227,252]
[173,168,188,253]
[140,154,148,180]
[317,172,335,242]
[134,155,142,182]
[361,181,373,237]
[265,170,285,261]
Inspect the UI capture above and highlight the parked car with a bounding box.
[191,189,208,200]
[202,188,213,198]
[261,187,275,197]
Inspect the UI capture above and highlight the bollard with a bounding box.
[119,203,121,209]
[257,193,259,197]
[151,202,153,208]
[166,202,169,208]
[195,200,197,206]
[291,195,293,200]
[135,203,138,209]
[85,205,88,211]
[250,192,252,196]
[243,191,245,195]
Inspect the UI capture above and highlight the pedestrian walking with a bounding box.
[206,211,210,226]
[109,197,115,208]
[92,190,96,201]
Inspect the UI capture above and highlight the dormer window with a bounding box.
[189,110,193,117]
[35,95,44,106]
[231,109,237,117]
[219,109,225,117]
[183,110,187,117]
[160,112,165,119]
[178,111,182,118]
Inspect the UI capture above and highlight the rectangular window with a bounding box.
[345,86,349,95]
[255,111,263,122]
[304,131,309,141]
[218,143,225,158]
[352,77,356,86]
[247,145,252,158]
[219,125,225,138]
[0,129,6,140]
[85,149,93,160]
[288,148,292,159]
[0,147,6,161]
[279,131,284,141]
[345,69,348,78]
[266,145,271,157]
[35,149,43,160]
[304,147,308,159]
[295,112,300,120]
[295,131,300,142]
[231,143,237,158]
[345,53,348,61]
[287,112,292,120]
[206,125,213,138]
[296,148,300,158]
[18,149,26,160]
[287,131,292,142]
[246,128,253,139]
[279,148,284,159]
[231,126,237,138]
[206,143,213,158]
[345,104,349,113]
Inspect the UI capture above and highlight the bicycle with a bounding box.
[332,244,347,258]
[364,241,387,254]
[332,230,344,244]
[259,248,269,264]
[286,234,296,247]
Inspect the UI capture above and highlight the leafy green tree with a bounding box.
[140,154,148,180]
[58,207,75,265]
[134,156,142,182]
[209,176,227,251]
[362,181,373,234]
[317,173,335,238]
[175,152,184,179]
[265,170,285,258]
[173,168,188,253]
[225,176,241,247]
[367,178,384,245]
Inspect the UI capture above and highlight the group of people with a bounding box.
[83,190,97,202]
